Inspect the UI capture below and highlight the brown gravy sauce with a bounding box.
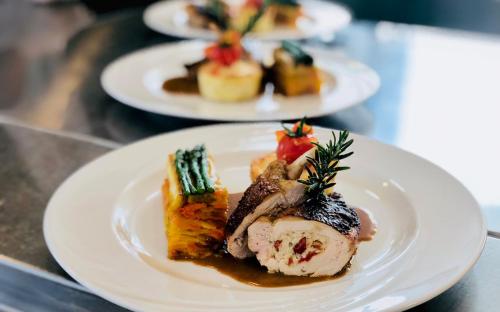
[162,77,199,94]
[354,207,377,242]
[187,254,347,287]
[180,193,376,287]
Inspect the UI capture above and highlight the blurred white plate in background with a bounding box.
[144,0,352,41]
[101,40,380,121]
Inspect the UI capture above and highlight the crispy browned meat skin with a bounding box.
[278,192,360,235]
[226,160,287,234]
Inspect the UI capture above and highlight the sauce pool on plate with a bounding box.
[162,77,199,94]
[181,193,377,287]
[188,254,347,287]
[354,207,377,242]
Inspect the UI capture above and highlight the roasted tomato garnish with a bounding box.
[204,31,243,66]
[276,117,317,164]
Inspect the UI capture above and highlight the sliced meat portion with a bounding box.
[248,216,357,277]
[226,160,306,258]
[226,160,287,235]
[247,193,360,276]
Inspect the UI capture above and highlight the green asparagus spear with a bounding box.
[175,149,195,195]
[188,148,206,194]
[197,145,215,193]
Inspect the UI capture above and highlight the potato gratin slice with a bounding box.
[162,145,228,259]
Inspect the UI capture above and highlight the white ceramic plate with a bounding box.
[101,41,380,121]
[44,124,486,311]
[144,0,352,41]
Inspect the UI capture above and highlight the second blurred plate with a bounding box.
[144,0,352,41]
[101,40,379,121]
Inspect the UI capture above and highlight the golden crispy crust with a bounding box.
[250,152,277,182]
[163,154,229,259]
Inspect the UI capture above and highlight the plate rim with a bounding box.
[43,123,487,311]
[100,40,381,121]
[143,0,353,41]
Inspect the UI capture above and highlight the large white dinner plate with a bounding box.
[144,0,352,41]
[101,41,379,121]
[44,124,486,311]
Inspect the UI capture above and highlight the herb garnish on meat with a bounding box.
[298,130,353,196]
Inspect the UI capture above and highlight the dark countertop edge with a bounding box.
[0,116,121,150]
[488,231,500,239]
[0,115,118,293]
[0,255,90,294]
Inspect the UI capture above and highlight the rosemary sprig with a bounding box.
[281,116,309,138]
[298,130,354,196]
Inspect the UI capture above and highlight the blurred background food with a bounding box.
[67,0,500,34]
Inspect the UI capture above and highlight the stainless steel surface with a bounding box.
[0,1,499,311]
[0,122,113,276]
[0,121,125,310]
[0,255,127,311]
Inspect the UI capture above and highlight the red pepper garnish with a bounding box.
[299,251,319,263]
[274,240,282,252]
[293,237,307,254]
